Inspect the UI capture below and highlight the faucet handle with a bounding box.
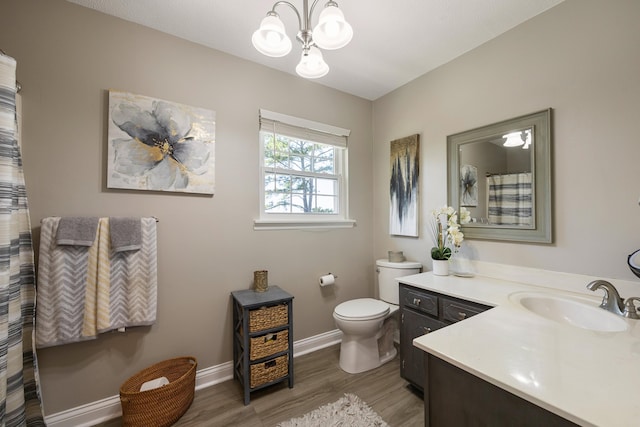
[623,297,640,319]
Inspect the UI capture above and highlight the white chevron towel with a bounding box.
[36,217,158,348]
[101,217,157,333]
[36,217,96,348]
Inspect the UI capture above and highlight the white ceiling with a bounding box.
[66,0,564,100]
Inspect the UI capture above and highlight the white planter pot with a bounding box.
[432,259,449,276]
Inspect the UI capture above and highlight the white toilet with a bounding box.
[333,259,422,374]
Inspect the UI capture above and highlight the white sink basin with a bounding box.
[509,291,628,332]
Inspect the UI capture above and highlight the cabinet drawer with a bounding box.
[401,288,438,317]
[249,304,288,332]
[441,297,489,323]
[250,329,289,361]
[250,354,288,389]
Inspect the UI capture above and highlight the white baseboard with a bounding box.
[43,329,342,427]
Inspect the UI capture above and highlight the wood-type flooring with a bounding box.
[94,344,423,426]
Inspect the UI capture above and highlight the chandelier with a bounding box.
[251,0,353,79]
[503,129,532,149]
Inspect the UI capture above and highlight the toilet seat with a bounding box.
[334,298,390,321]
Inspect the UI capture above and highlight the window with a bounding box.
[255,110,354,230]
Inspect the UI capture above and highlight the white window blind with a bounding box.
[259,109,349,147]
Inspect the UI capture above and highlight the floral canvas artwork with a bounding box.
[107,91,215,194]
[460,164,478,207]
[389,134,419,237]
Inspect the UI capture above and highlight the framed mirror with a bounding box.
[447,109,552,243]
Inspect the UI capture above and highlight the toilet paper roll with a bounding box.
[319,274,335,287]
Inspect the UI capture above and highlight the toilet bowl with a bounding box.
[333,260,422,374]
[333,298,399,373]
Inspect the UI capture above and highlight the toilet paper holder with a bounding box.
[319,273,338,287]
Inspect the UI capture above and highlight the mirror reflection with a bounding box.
[447,109,552,243]
[459,126,533,227]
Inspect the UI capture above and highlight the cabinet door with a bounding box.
[400,309,447,390]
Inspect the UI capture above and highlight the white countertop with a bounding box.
[406,271,640,427]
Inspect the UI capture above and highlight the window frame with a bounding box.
[254,109,355,230]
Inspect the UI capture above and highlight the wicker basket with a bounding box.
[250,330,289,360]
[119,356,197,427]
[249,304,288,332]
[250,354,288,389]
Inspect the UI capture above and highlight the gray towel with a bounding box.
[55,217,99,246]
[110,217,142,252]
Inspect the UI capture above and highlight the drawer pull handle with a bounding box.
[458,312,467,320]
[413,298,421,305]
[423,327,432,334]
[264,333,277,342]
[264,360,276,368]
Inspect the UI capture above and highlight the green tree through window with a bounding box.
[263,132,339,214]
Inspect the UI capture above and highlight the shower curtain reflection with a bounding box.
[487,172,533,226]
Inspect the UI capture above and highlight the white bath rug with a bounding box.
[276,393,389,427]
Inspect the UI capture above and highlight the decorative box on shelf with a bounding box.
[231,286,294,405]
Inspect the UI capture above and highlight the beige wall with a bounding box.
[0,0,374,415]
[374,0,640,281]
[3,0,640,417]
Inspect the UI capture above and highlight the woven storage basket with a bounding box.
[250,354,288,389]
[249,304,288,332]
[119,356,197,427]
[250,330,289,360]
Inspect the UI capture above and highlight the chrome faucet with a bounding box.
[586,280,624,316]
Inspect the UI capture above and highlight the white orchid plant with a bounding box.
[430,205,471,261]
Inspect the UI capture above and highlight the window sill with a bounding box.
[253,218,356,231]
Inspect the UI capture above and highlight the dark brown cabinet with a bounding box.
[399,283,491,391]
[425,354,579,427]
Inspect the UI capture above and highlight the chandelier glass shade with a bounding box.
[252,1,353,79]
[312,4,353,50]
[252,14,293,57]
[296,46,330,78]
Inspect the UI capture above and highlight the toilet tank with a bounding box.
[376,259,422,304]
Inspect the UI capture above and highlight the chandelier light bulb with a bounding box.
[324,20,340,37]
[296,46,329,79]
[313,3,353,50]
[252,14,292,57]
[266,31,281,45]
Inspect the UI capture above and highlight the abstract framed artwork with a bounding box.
[460,164,478,207]
[107,90,216,194]
[389,134,419,237]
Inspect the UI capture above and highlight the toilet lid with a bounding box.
[334,298,390,320]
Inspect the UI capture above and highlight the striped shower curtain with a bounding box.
[487,172,533,226]
[0,54,44,425]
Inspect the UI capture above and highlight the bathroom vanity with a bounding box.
[401,267,640,427]
[399,283,491,390]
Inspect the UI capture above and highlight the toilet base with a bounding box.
[338,335,398,374]
[379,346,397,365]
[340,317,398,374]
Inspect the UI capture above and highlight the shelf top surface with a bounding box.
[231,285,293,306]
